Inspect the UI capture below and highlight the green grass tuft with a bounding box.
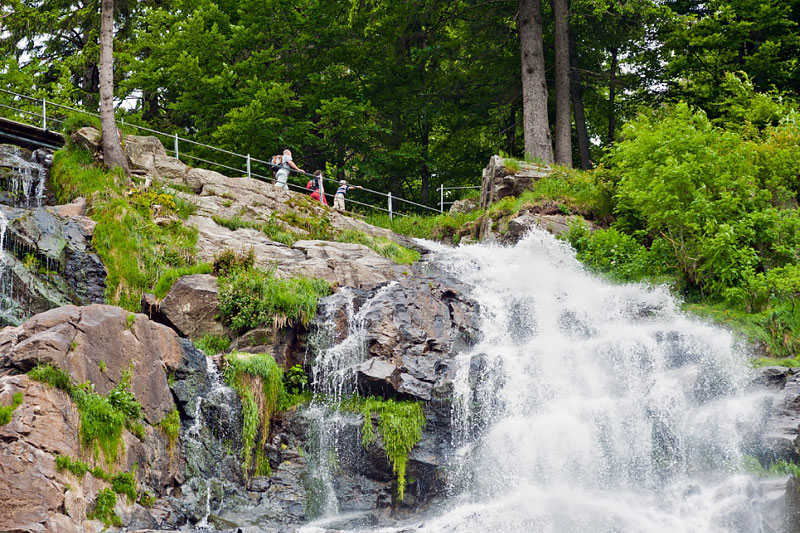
[89,487,122,527]
[335,229,420,264]
[152,263,213,299]
[0,392,23,426]
[223,352,285,478]
[218,267,330,332]
[194,333,231,355]
[29,364,142,465]
[159,409,180,462]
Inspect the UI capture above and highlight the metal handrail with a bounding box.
[0,88,438,218]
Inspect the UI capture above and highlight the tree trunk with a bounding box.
[518,0,553,164]
[607,46,618,146]
[99,0,129,173]
[569,26,591,169]
[551,0,572,167]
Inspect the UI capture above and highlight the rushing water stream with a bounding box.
[303,228,780,533]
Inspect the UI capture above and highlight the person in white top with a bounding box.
[273,149,304,190]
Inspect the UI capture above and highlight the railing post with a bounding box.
[440,184,444,213]
[174,134,179,159]
[41,99,46,130]
[388,192,393,221]
[246,154,251,178]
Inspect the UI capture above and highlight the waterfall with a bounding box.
[303,228,779,533]
[420,229,775,532]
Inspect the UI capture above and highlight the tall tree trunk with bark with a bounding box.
[569,27,591,169]
[552,0,572,167]
[519,0,553,164]
[607,46,619,146]
[99,0,129,173]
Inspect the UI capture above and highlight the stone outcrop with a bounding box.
[158,274,227,340]
[760,367,800,462]
[0,304,180,424]
[0,305,196,532]
[314,274,481,401]
[479,154,550,209]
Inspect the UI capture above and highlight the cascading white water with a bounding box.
[1,145,48,208]
[409,228,776,533]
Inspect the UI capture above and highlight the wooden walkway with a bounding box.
[0,117,65,151]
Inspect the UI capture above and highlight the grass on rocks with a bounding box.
[222,352,285,478]
[0,392,23,425]
[217,263,331,332]
[50,143,201,310]
[342,395,425,501]
[28,363,143,465]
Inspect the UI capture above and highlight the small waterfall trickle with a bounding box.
[0,145,50,208]
[303,283,398,520]
[0,210,15,325]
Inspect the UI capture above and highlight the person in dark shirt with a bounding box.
[333,180,362,211]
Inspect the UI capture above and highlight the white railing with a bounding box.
[0,88,466,219]
[438,184,481,212]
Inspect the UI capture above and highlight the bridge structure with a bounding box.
[0,116,64,151]
[0,88,475,217]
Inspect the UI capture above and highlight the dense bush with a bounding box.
[218,266,331,332]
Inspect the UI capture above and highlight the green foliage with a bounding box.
[335,230,420,265]
[0,392,23,425]
[212,215,297,246]
[343,396,425,501]
[55,454,90,479]
[223,352,285,478]
[111,470,138,503]
[194,334,231,355]
[212,248,255,277]
[138,490,156,508]
[89,488,122,527]
[152,263,213,299]
[50,145,123,205]
[283,365,308,395]
[49,144,201,311]
[29,363,142,465]
[159,409,180,462]
[218,267,330,332]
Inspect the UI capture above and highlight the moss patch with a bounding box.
[194,333,231,355]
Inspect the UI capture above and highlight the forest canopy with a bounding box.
[3,0,799,205]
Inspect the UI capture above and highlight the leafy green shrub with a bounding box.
[223,352,284,478]
[194,333,231,355]
[89,487,122,527]
[283,364,308,395]
[152,263,213,299]
[0,392,23,426]
[59,112,102,135]
[218,267,330,331]
[343,396,425,501]
[212,247,255,277]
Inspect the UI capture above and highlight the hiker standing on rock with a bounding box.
[333,180,362,211]
[307,170,328,205]
[273,149,304,190]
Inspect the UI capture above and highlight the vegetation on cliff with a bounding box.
[0,392,23,425]
[222,352,284,478]
[28,363,143,464]
[343,395,426,501]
